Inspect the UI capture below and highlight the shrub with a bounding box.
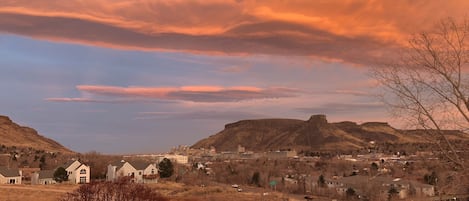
[60,178,169,201]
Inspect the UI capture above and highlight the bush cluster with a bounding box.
[60,178,168,201]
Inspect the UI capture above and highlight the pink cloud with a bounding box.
[2,1,468,65]
[48,85,300,103]
[46,98,99,102]
[5,1,468,65]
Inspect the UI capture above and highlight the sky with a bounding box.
[1,0,467,154]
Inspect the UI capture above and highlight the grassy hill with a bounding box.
[0,115,72,153]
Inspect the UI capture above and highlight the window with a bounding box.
[79,176,86,184]
[80,169,86,174]
[139,171,142,175]
[151,169,155,174]
[9,179,15,184]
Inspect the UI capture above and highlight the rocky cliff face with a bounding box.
[192,115,468,152]
[0,115,73,153]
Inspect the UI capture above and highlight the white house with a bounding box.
[129,161,158,183]
[107,160,158,183]
[107,160,136,182]
[31,170,56,185]
[62,160,90,184]
[0,166,22,184]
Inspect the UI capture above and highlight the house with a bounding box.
[61,160,90,184]
[129,161,158,183]
[0,166,22,184]
[107,160,158,183]
[31,170,56,185]
[107,160,136,182]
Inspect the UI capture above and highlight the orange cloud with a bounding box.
[1,0,468,65]
[48,85,299,103]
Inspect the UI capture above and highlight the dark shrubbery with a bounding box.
[158,158,174,178]
[60,178,168,201]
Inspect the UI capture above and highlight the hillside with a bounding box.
[0,115,73,153]
[192,115,468,152]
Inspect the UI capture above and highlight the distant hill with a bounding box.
[192,115,468,152]
[0,115,73,153]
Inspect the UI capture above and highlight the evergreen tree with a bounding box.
[158,158,174,178]
[317,174,325,187]
[54,167,69,183]
[251,172,260,186]
[346,188,356,198]
[424,171,438,185]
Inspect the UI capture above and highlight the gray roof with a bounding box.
[0,166,20,177]
[61,160,77,169]
[110,160,127,170]
[38,170,55,179]
[129,161,152,170]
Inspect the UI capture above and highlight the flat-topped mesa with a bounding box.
[361,122,391,127]
[192,114,469,152]
[307,114,328,125]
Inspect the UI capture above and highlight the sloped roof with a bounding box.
[61,160,77,169]
[0,166,20,177]
[38,170,55,179]
[110,160,127,170]
[129,161,152,170]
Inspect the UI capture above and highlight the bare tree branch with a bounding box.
[371,18,469,171]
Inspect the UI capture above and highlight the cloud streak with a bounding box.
[136,110,267,121]
[3,0,466,65]
[48,85,300,103]
[296,102,384,115]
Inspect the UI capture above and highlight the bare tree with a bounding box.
[371,18,469,172]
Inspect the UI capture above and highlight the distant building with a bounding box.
[162,154,189,164]
[266,150,297,159]
[237,145,246,153]
[323,175,434,199]
[0,166,22,184]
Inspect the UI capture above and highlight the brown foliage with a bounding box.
[59,178,169,201]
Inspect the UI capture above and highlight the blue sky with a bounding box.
[2,0,465,153]
[1,34,385,153]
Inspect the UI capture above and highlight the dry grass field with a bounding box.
[0,182,303,201]
[0,184,78,201]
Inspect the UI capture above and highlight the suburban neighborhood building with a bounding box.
[107,160,158,183]
[31,170,56,185]
[30,160,90,185]
[62,160,90,184]
[0,166,22,184]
